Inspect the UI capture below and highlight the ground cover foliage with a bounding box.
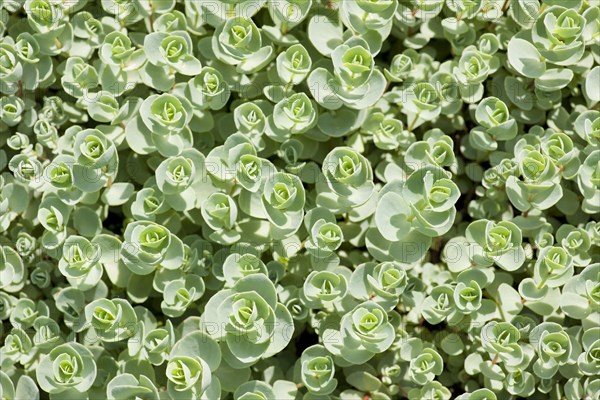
[0,0,599,399]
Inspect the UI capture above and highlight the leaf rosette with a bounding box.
[323,301,395,364]
[155,148,205,211]
[530,322,575,379]
[212,17,274,74]
[161,275,205,318]
[465,219,526,271]
[317,146,375,212]
[72,129,119,192]
[577,150,600,214]
[58,235,103,291]
[339,0,397,35]
[120,221,184,275]
[361,112,411,151]
[106,374,160,400]
[405,129,456,172]
[532,6,586,65]
[84,298,137,342]
[470,97,518,151]
[187,67,231,111]
[578,328,600,376]
[276,44,312,85]
[560,263,600,320]
[61,57,98,98]
[308,38,386,110]
[128,320,175,366]
[349,262,408,311]
[481,322,527,368]
[261,172,305,237]
[305,219,344,257]
[409,348,444,385]
[126,93,194,157]
[302,270,348,309]
[36,342,97,395]
[533,246,574,289]
[0,246,25,293]
[299,345,337,395]
[144,30,201,75]
[166,331,222,400]
[270,93,317,137]
[201,275,293,367]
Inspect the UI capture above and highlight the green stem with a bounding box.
[147,14,154,32]
[491,353,499,365]
[536,278,547,290]
[485,290,508,322]
[283,80,294,93]
[228,181,238,196]
[407,111,422,132]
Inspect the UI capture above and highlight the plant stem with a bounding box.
[491,353,499,365]
[408,111,421,132]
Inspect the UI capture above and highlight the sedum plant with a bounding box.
[0,0,598,399]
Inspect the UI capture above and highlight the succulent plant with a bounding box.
[0,0,598,398]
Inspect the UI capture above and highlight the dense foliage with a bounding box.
[0,0,599,399]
